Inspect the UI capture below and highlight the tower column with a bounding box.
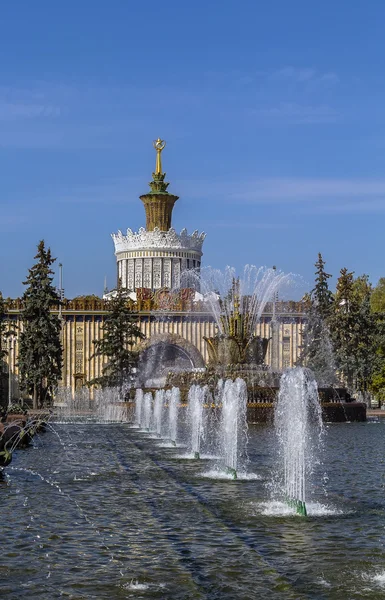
[140,191,178,231]
[140,138,179,232]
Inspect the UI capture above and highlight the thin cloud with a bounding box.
[210,221,290,229]
[56,177,144,204]
[0,213,33,231]
[232,178,385,200]
[0,80,201,148]
[181,177,385,215]
[0,86,61,120]
[252,103,338,124]
[308,198,385,214]
[225,178,385,210]
[271,67,316,82]
[270,67,339,86]
[0,102,60,120]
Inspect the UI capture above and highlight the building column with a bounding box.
[270,319,280,371]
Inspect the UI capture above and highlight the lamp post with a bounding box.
[270,266,280,372]
[3,334,16,409]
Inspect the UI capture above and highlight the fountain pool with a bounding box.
[1,421,385,599]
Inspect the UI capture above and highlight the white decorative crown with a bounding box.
[112,227,206,254]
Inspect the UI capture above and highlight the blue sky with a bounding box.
[1,0,385,298]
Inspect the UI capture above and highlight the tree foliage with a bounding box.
[299,254,338,386]
[90,283,144,389]
[71,295,102,301]
[18,241,63,408]
[371,278,385,313]
[329,269,378,392]
[313,253,334,319]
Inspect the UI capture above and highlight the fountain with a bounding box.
[166,265,295,399]
[153,389,165,438]
[188,384,205,459]
[53,386,131,423]
[134,388,144,427]
[220,378,248,479]
[142,392,153,431]
[168,387,180,446]
[95,387,130,422]
[199,266,292,369]
[54,387,92,423]
[274,367,323,516]
[215,378,225,405]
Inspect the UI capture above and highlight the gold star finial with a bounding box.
[153,138,166,175]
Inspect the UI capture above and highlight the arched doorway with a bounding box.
[137,334,205,387]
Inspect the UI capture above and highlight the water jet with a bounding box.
[274,367,323,516]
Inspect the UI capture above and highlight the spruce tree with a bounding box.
[299,254,337,386]
[313,253,333,320]
[329,268,357,389]
[18,241,62,408]
[90,283,145,390]
[329,269,377,392]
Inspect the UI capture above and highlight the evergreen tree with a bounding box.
[329,268,357,389]
[329,269,377,392]
[313,253,334,320]
[299,254,338,386]
[90,283,145,389]
[18,241,62,408]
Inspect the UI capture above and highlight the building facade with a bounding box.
[4,299,306,397]
[2,140,306,399]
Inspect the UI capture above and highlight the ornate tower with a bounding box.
[139,138,179,231]
[111,139,205,292]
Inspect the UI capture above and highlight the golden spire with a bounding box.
[153,138,166,175]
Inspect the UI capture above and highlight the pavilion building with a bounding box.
[2,140,306,398]
[111,138,205,293]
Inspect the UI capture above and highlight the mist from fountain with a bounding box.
[183,265,293,337]
[215,379,224,405]
[142,392,153,431]
[153,389,165,438]
[53,386,131,423]
[137,338,170,388]
[220,378,248,479]
[274,367,323,516]
[95,387,130,422]
[134,389,144,427]
[168,387,180,446]
[53,387,91,423]
[188,384,205,459]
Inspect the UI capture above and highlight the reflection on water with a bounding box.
[0,422,385,599]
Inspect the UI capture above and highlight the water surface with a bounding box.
[1,421,384,599]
